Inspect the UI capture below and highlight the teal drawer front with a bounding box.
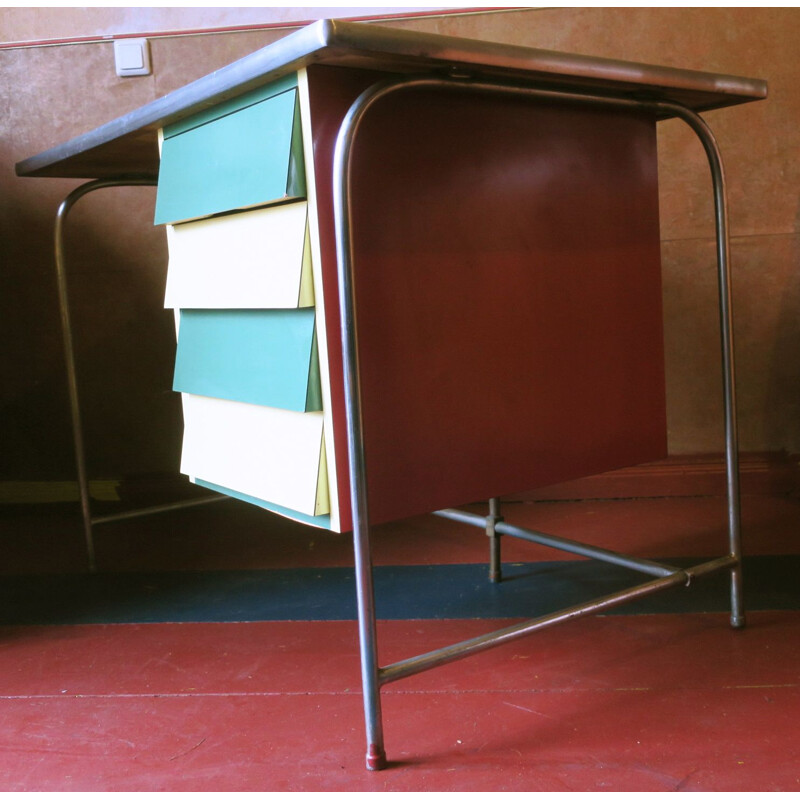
[155,85,306,225]
[173,309,321,412]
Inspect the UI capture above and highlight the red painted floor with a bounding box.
[0,493,798,789]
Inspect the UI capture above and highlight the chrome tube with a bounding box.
[652,101,744,629]
[333,75,651,771]
[54,178,157,572]
[333,80,402,773]
[432,506,486,527]
[380,554,736,685]
[434,507,678,578]
[334,72,746,768]
[91,494,229,526]
[495,520,679,578]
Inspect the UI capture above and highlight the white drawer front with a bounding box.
[165,201,313,309]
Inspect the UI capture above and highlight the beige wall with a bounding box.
[0,7,445,41]
[1,7,797,485]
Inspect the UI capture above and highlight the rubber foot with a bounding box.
[731,613,746,630]
[366,744,387,771]
[490,571,502,584]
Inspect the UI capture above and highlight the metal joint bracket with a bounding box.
[486,497,503,583]
[485,496,504,537]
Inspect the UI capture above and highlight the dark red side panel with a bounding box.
[307,65,667,531]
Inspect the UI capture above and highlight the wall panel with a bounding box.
[1,7,796,489]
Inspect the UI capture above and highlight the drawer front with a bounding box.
[155,83,305,224]
[164,202,314,309]
[173,309,321,412]
[180,393,329,517]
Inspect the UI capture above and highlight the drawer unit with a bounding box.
[157,71,334,528]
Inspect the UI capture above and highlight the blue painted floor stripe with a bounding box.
[0,556,796,626]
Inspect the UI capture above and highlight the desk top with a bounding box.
[16,18,767,180]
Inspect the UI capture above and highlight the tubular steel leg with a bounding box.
[487,497,503,583]
[55,178,157,572]
[655,102,745,629]
[332,73,748,768]
[334,88,391,771]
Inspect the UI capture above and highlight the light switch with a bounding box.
[114,38,151,77]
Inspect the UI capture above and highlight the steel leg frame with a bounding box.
[55,178,228,573]
[334,74,745,770]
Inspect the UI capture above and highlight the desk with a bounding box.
[17,20,767,769]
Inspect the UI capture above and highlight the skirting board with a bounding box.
[509,452,800,501]
[3,452,796,506]
[0,481,121,504]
